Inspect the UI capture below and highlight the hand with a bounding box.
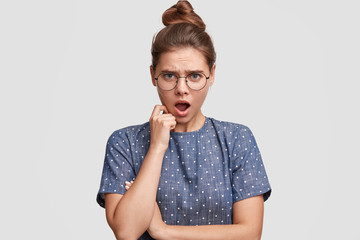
[147,203,167,239]
[125,181,167,239]
[149,105,176,152]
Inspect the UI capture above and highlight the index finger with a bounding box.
[150,105,169,118]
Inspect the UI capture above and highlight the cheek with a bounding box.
[157,90,172,106]
[194,90,209,104]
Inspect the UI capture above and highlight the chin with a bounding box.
[174,116,188,123]
[174,113,195,124]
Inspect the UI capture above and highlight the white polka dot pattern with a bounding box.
[97,117,271,234]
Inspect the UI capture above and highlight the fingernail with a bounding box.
[125,181,130,184]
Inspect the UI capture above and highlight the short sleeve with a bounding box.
[96,129,136,208]
[231,126,271,203]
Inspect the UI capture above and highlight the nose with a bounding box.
[175,77,189,95]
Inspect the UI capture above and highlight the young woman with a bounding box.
[97,1,271,239]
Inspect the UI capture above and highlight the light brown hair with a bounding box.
[151,0,216,71]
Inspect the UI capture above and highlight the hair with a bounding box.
[151,0,216,71]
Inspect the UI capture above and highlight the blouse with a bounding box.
[97,117,271,239]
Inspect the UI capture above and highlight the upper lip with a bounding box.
[175,100,191,106]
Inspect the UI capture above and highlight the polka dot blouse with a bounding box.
[97,117,271,239]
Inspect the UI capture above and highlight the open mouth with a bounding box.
[175,102,190,112]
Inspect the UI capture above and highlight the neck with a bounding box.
[172,112,205,133]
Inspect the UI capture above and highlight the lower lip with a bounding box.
[175,105,190,117]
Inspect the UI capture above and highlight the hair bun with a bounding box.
[162,0,206,31]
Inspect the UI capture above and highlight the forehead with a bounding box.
[157,47,208,72]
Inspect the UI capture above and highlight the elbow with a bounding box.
[108,216,150,240]
[248,230,262,240]
[253,234,262,240]
[235,223,262,240]
[112,222,149,240]
[107,214,144,239]
[240,233,261,240]
[246,230,262,240]
[113,226,138,240]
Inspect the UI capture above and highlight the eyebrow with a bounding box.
[159,69,205,74]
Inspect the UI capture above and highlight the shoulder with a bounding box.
[107,122,150,144]
[206,117,253,137]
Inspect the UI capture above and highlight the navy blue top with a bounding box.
[97,117,271,239]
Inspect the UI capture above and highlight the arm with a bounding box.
[151,195,264,240]
[104,146,165,240]
[104,105,176,240]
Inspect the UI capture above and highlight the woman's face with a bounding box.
[151,47,215,127]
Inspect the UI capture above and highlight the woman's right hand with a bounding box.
[149,105,176,152]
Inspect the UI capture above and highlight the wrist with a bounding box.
[148,144,168,155]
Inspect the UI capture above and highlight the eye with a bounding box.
[162,73,176,80]
[188,73,203,81]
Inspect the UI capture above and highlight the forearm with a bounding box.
[159,224,261,240]
[111,146,165,238]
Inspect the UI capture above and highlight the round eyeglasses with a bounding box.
[155,72,210,91]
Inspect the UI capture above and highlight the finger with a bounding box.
[154,118,176,129]
[161,105,169,114]
[150,105,169,118]
[155,114,175,121]
[155,114,176,124]
[170,121,176,130]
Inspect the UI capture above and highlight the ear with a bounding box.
[150,65,156,87]
[209,64,216,86]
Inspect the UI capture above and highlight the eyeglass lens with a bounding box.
[156,73,208,91]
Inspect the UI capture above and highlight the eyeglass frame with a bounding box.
[154,72,211,91]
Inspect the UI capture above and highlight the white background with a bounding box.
[1,0,359,239]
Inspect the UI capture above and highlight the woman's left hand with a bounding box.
[125,181,167,239]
